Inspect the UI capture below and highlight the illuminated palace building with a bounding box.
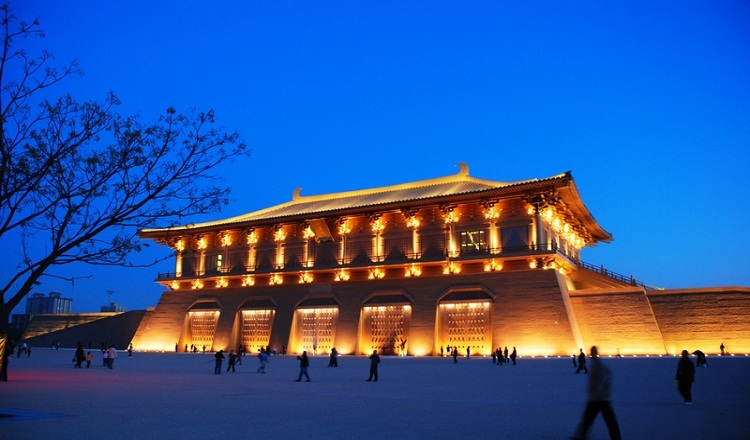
[133,164,749,356]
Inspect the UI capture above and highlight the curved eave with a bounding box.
[557,177,613,244]
[138,168,611,247]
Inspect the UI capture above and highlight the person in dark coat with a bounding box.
[328,347,339,367]
[367,350,380,381]
[575,349,588,374]
[692,350,707,367]
[570,346,621,440]
[676,350,696,404]
[214,350,225,374]
[295,351,310,382]
[74,344,86,368]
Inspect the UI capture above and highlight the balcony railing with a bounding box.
[576,260,660,291]
[156,242,578,280]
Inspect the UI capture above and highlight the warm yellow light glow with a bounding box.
[246,231,258,245]
[338,219,351,235]
[241,275,255,287]
[406,216,420,228]
[220,233,232,247]
[169,281,180,290]
[273,228,286,242]
[175,239,185,252]
[298,272,313,284]
[368,268,385,279]
[443,211,459,224]
[334,269,350,281]
[529,259,537,269]
[303,227,315,239]
[370,218,384,233]
[484,206,500,220]
[191,279,204,289]
[215,278,229,288]
[484,259,502,272]
[196,236,207,250]
[269,274,283,285]
[443,262,461,274]
[404,264,422,277]
[527,206,535,215]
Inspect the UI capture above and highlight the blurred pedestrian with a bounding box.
[575,349,588,374]
[295,351,310,382]
[367,350,380,382]
[692,350,707,367]
[570,346,621,440]
[74,344,85,368]
[214,350,225,374]
[328,347,339,367]
[510,347,517,365]
[227,350,237,373]
[257,348,268,374]
[107,345,117,369]
[676,350,695,404]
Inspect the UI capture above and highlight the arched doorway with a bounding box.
[360,291,413,356]
[437,287,494,356]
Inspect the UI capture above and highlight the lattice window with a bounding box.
[363,305,411,355]
[188,310,219,350]
[241,309,274,352]
[297,307,338,354]
[438,302,491,355]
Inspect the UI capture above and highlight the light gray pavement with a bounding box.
[1,348,748,439]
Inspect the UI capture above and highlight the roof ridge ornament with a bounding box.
[293,187,303,201]
[456,162,469,177]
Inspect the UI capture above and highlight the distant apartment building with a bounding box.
[26,291,73,314]
[101,302,127,313]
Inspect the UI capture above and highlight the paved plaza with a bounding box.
[1,348,747,439]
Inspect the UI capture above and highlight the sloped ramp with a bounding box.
[20,310,146,350]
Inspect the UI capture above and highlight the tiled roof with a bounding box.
[140,163,574,233]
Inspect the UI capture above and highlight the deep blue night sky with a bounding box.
[6,1,749,313]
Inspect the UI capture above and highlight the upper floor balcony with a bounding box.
[156,241,579,281]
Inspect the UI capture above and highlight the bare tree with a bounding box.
[0,5,250,341]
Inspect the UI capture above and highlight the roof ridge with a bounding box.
[291,162,521,204]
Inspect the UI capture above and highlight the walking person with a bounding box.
[676,350,695,404]
[510,347,517,365]
[328,347,339,367]
[214,349,225,374]
[257,347,268,374]
[452,347,458,364]
[226,350,237,373]
[295,351,311,382]
[367,350,380,382]
[85,352,92,368]
[570,346,622,440]
[575,349,588,374]
[74,344,86,368]
[106,344,117,369]
[692,350,708,368]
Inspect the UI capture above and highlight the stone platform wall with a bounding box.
[647,287,750,355]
